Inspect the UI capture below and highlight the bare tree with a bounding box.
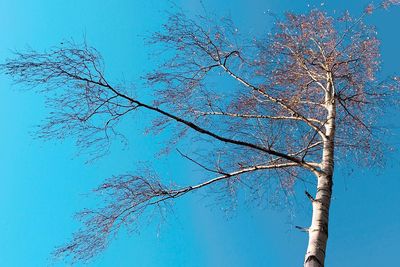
[2,2,399,266]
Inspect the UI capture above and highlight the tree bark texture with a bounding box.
[304,76,336,267]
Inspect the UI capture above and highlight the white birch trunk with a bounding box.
[304,74,336,267]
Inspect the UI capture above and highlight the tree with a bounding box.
[2,2,399,266]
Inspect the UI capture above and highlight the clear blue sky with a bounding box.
[0,1,399,266]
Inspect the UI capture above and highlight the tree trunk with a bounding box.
[304,76,336,267]
[303,172,333,267]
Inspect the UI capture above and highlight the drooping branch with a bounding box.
[1,45,321,172]
[53,161,301,262]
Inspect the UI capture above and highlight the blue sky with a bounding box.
[0,1,399,266]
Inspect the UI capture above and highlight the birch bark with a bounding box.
[304,74,336,267]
